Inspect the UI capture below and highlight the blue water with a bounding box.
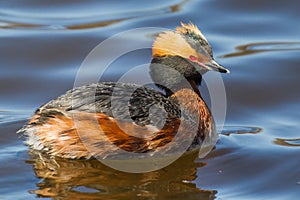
[1,0,300,199]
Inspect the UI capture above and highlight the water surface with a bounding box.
[1,0,300,199]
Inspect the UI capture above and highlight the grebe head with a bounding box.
[152,22,229,74]
[150,22,229,95]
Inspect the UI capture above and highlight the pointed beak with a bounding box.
[205,60,230,73]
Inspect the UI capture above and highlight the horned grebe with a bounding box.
[19,23,229,159]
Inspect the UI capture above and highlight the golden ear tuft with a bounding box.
[176,22,207,42]
[152,31,197,58]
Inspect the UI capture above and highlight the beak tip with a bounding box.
[207,60,230,74]
[218,67,230,74]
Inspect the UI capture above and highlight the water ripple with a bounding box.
[0,110,29,125]
[220,126,262,136]
[273,138,300,147]
[0,0,188,30]
[222,42,300,58]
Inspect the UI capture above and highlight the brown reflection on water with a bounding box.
[221,126,262,136]
[273,138,300,147]
[0,20,41,29]
[67,18,130,30]
[0,0,189,31]
[221,42,300,58]
[169,0,189,12]
[26,150,216,199]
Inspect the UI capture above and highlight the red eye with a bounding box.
[189,55,197,61]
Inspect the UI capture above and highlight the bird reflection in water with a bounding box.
[26,150,216,199]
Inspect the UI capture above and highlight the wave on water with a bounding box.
[0,0,189,30]
[221,42,300,58]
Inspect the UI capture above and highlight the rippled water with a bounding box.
[1,0,300,199]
